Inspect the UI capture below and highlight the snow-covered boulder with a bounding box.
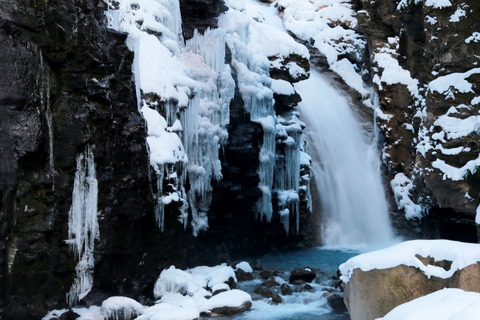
[101,296,144,320]
[136,303,199,320]
[202,289,252,316]
[377,288,480,320]
[339,240,480,320]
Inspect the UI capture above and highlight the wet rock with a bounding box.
[211,301,252,316]
[250,260,263,271]
[302,284,314,292]
[270,293,283,304]
[254,286,275,298]
[289,267,316,283]
[264,276,281,287]
[325,292,347,313]
[259,270,274,279]
[236,269,254,281]
[292,279,306,285]
[280,283,293,295]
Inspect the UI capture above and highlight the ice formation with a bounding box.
[65,146,99,305]
[106,0,235,235]
[105,0,312,234]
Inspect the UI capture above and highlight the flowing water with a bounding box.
[295,70,394,247]
[226,247,359,320]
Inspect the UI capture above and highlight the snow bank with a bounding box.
[340,240,480,283]
[377,288,480,320]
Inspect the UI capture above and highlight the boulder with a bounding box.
[264,276,280,287]
[325,292,347,313]
[280,283,293,295]
[206,290,252,316]
[289,267,316,283]
[101,296,144,320]
[341,240,480,320]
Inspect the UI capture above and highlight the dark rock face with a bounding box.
[180,0,227,39]
[0,1,321,319]
[355,0,480,240]
[0,0,151,318]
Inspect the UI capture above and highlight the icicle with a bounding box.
[65,146,99,306]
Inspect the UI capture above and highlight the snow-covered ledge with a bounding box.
[339,240,480,320]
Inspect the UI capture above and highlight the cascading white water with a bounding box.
[295,70,394,247]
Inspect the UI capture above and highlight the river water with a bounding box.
[225,247,359,320]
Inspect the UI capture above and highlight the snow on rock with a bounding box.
[377,288,480,320]
[433,114,480,140]
[429,68,480,99]
[271,79,295,95]
[390,173,424,220]
[151,264,251,317]
[339,239,480,283]
[277,0,366,95]
[101,296,144,320]
[154,265,236,299]
[136,303,199,320]
[432,154,480,181]
[466,32,480,44]
[202,289,252,315]
[235,261,253,273]
[373,51,419,97]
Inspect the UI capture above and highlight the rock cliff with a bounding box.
[354,0,480,241]
[0,0,317,318]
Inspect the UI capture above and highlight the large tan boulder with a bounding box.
[340,240,480,320]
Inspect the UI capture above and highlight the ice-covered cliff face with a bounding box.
[354,0,480,241]
[104,0,314,235]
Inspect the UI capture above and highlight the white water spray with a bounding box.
[296,70,394,247]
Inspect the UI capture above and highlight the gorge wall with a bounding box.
[353,0,480,241]
[1,0,479,319]
[0,0,317,318]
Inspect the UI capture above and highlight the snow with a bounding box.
[154,265,236,299]
[425,0,453,9]
[340,239,480,283]
[236,261,253,273]
[136,303,199,320]
[271,79,295,95]
[106,0,236,235]
[466,32,480,44]
[101,296,144,320]
[429,68,480,99]
[377,288,480,320]
[373,52,419,97]
[476,205,480,224]
[449,6,466,22]
[65,146,99,306]
[390,173,424,220]
[432,154,480,181]
[331,58,369,97]
[433,114,480,140]
[203,289,252,309]
[277,0,367,96]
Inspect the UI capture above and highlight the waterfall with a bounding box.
[295,70,394,247]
